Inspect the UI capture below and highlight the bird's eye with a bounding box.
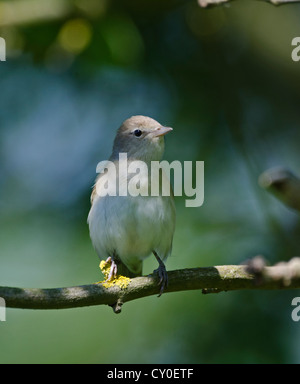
[133,129,142,137]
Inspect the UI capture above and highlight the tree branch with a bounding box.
[0,0,299,28]
[197,0,300,7]
[1,258,300,314]
[259,167,300,213]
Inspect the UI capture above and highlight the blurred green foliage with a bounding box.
[0,0,300,364]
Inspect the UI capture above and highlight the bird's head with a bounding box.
[111,115,173,162]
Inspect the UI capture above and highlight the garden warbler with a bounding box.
[88,115,176,295]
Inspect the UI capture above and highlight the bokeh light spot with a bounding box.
[58,18,92,54]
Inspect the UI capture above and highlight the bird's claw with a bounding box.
[105,256,118,281]
[154,262,168,297]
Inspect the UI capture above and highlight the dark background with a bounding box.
[0,0,300,363]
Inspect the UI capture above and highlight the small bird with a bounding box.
[88,115,176,295]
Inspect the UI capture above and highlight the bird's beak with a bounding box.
[153,126,173,137]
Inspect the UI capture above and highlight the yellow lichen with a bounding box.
[96,260,131,289]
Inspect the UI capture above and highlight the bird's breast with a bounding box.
[88,161,176,270]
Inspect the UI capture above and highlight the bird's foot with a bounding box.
[105,256,118,282]
[153,252,168,297]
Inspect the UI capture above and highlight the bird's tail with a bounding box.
[112,251,142,278]
[117,261,142,278]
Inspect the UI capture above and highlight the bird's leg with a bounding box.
[105,256,118,281]
[153,251,168,297]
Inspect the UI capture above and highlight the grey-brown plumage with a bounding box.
[88,116,176,295]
